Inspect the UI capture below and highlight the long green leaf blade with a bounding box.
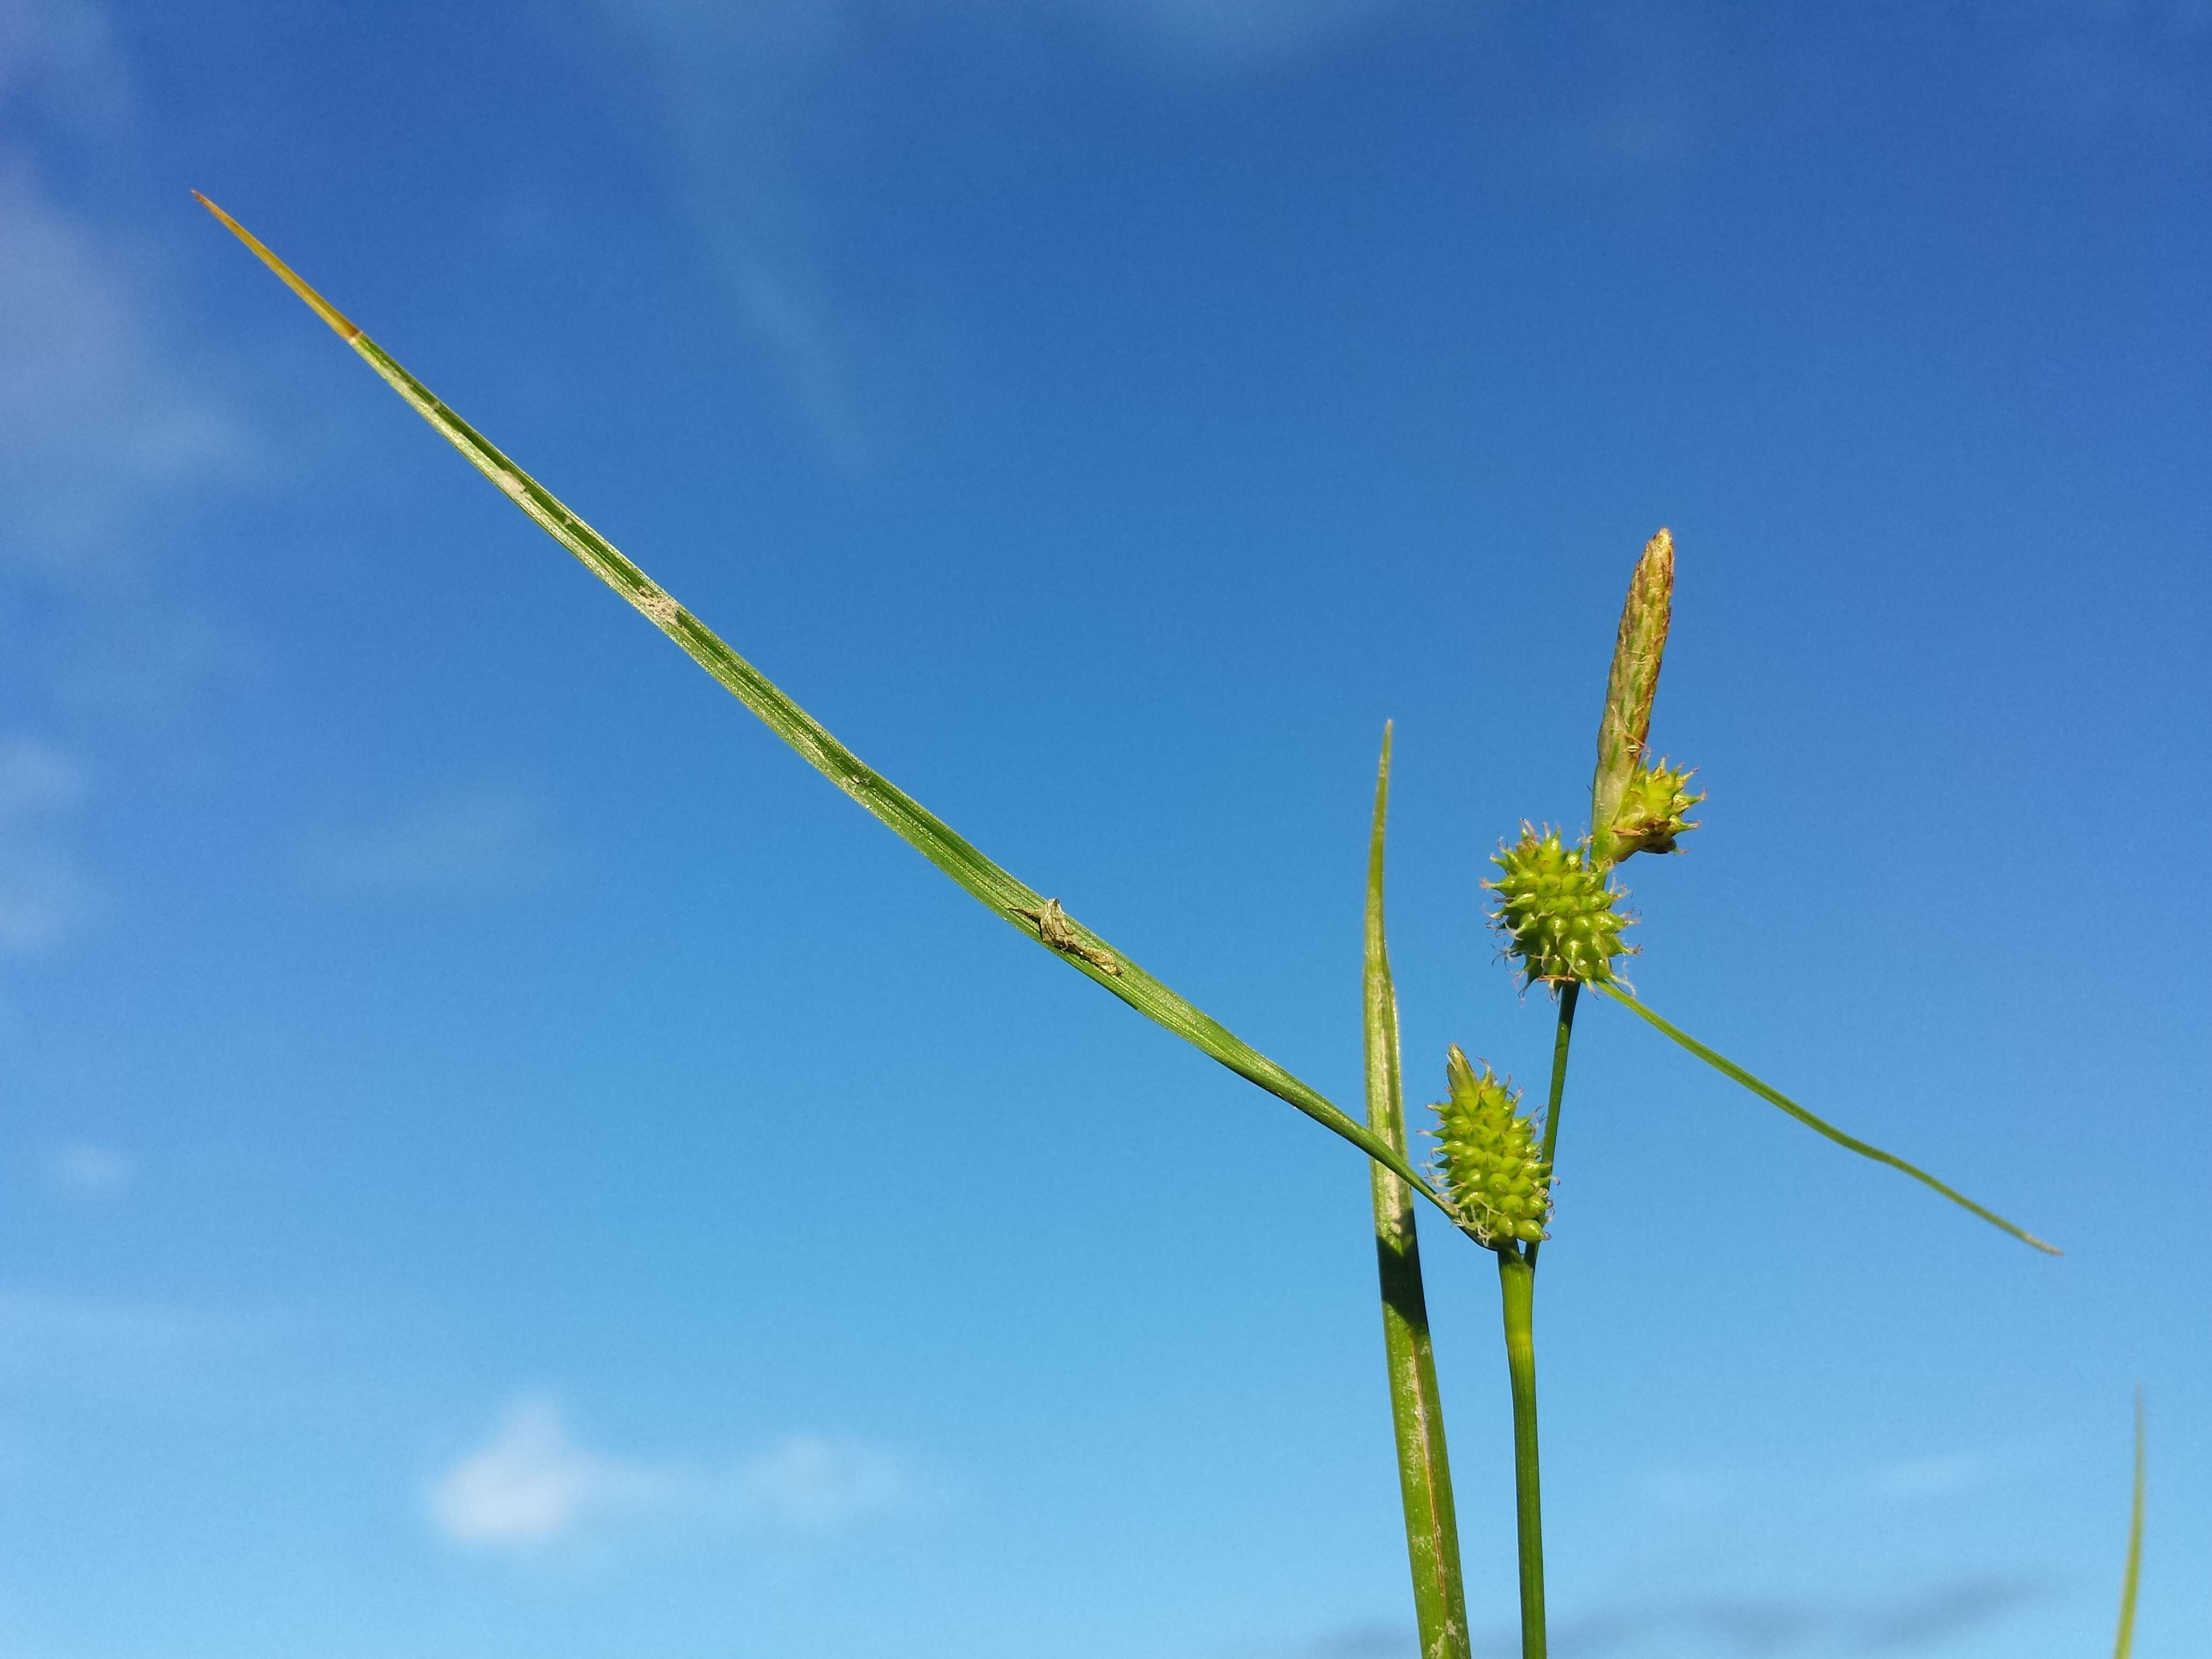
[1364,726,1471,1659]
[1589,981,2058,1254]
[2113,1390,2144,1659]
[198,195,1458,1217]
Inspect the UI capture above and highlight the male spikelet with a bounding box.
[1609,758,1703,860]
[1486,825,1632,987]
[1429,1046,1551,1246]
[1589,528,1674,867]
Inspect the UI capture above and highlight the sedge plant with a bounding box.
[1378,529,2057,1657]
[201,198,2061,1659]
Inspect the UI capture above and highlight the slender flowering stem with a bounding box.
[1496,1246,1546,1659]
[1538,983,1579,1172]
[1524,983,1578,1272]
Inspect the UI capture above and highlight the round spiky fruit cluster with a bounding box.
[1609,758,1703,860]
[1429,1046,1551,1247]
[1486,826,1631,986]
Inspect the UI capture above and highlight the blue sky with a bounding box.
[3,1,2209,1655]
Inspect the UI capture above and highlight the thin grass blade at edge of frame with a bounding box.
[1589,981,2057,1253]
[2112,1390,2144,1659]
[195,194,1462,1224]
[1364,725,1473,1659]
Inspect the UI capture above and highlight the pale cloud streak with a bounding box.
[1063,0,1408,69]
[1865,1451,1984,1503]
[0,736,99,955]
[296,784,560,900]
[0,0,267,963]
[427,1395,911,1557]
[47,1141,129,1198]
[1515,1574,2046,1656]
[0,159,257,572]
[595,0,1429,465]
[0,0,130,136]
[2000,0,2212,137]
[0,1289,252,1398]
[428,1398,683,1550]
[0,0,259,585]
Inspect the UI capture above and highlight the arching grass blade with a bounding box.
[1589,981,2058,1254]
[197,194,1459,1219]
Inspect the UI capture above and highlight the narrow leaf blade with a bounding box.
[1590,981,2059,1254]
[1364,726,1472,1659]
[2112,1390,2144,1659]
[200,198,1458,1217]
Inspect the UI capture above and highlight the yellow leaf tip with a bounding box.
[194,192,362,342]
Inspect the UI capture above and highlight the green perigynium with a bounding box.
[1608,759,1702,861]
[1430,1046,1551,1246]
[1486,826,1631,987]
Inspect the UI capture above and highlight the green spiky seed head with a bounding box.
[1609,758,1703,860]
[1485,825,1631,987]
[1429,1046,1552,1246]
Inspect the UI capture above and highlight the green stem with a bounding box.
[1537,982,1579,1172]
[1524,983,1579,1271]
[1496,1246,1547,1659]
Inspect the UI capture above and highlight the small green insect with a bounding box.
[1013,898,1123,976]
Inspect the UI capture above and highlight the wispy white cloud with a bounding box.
[1985,0,2212,137]
[0,148,258,582]
[297,785,559,899]
[595,0,1429,464]
[47,1141,129,1197]
[0,1,267,960]
[0,736,99,955]
[428,1398,683,1550]
[1640,1464,1729,1515]
[1070,0,1405,69]
[1865,1450,1984,1502]
[1500,1574,2045,1657]
[1641,1448,1997,1516]
[0,0,132,137]
[0,1289,250,1396]
[1220,1624,1411,1659]
[727,1429,911,1534]
[427,1396,911,1557]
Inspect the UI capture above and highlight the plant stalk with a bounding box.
[1364,726,1473,1659]
[1496,1246,1547,1659]
[1524,983,1578,1272]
